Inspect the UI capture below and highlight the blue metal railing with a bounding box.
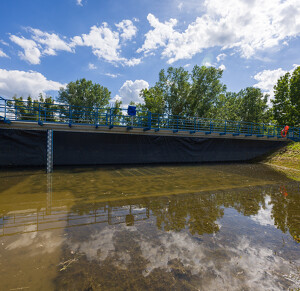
[0,97,299,141]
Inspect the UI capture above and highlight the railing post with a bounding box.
[95,108,99,126]
[177,116,179,130]
[251,123,253,135]
[224,120,227,134]
[69,105,72,126]
[4,99,7,119]
[210,120,212,132]
[38,103,41,122]
[194,117,196,131]
[157,114,160,129]
[148,111,152,129]
[109,108,112,125]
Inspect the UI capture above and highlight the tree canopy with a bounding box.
[7,65,300,127]
[273,66,300,126]
[58,78,111,109]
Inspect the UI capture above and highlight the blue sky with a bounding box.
[0,0,299,105]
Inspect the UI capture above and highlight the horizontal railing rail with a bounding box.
[0,97,299,141]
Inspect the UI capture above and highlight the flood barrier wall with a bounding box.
[0,128,288,166]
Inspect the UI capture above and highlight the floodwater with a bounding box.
[0,164,299,291]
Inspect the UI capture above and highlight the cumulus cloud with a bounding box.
[105,73,119,78]
[138,0,300,63]
[137,14,178,57]
[218,64,226,71]
[0,68,65,98]
[253,64,299,97]
[9,21,139,66]
[72,22,141,66]
[115,20,137,41]
[88,63,97,70]
[10,28,73,64]
[113,79,149,106]
[250,196,274,226]
[9,35,41,64]
[178,2,183,10]
[216,53,226,62]
[0,48,9,58]
[76,0,83,6]
[30,28,73,56]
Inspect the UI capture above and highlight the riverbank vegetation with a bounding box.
[265,142,300,181]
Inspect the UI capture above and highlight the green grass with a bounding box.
[264,142,300,180]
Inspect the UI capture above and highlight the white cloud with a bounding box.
[30,28,73,56]
[105,73,119,78]
[138,0,300,63]
[0,68,65,98]
[113,79,149,106]
[115,20,137,41]
[218,64,226,70]
[10,28,73,64]
[0,49,9,58]
[9,21,140,66]
[123,57,141,66]
[0,40,9,46]
[203,61,213,67]
[76,0,83,6]
[216,53,226,62]
[178,2,183,10]
[253,64,299,97]
[72,22,141,66]
[9,35,41,64]
[88,63,97,70]
[137,14,178,57]
[250,196,274,227]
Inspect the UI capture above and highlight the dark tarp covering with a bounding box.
[0,129,47,166]
[0,128,287,166]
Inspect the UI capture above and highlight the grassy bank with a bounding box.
[264,142,300,181]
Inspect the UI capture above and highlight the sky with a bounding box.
[0,0,300,106]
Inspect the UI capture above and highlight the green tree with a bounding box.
[161,67,190,115]
[188,65,226,118]
[9,95,55,121]
[140,86,165,114]
[209,92,241,121]
[58,78,111,123]
[238,87,269,123]
[58,78,111,108]
[272,66,300,126]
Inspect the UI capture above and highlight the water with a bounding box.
[0,164,299,290]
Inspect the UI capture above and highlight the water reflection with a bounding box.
[0,164,299,290]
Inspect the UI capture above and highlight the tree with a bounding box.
[58,78,111,108]
[238,87,269,123]
[58,78,111,123]
[139,86,165,114]
[8,95,55,121]
[188,65,226,118]
[161,67,190,116]
[272,66,300,126]
[209,92,241,121]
